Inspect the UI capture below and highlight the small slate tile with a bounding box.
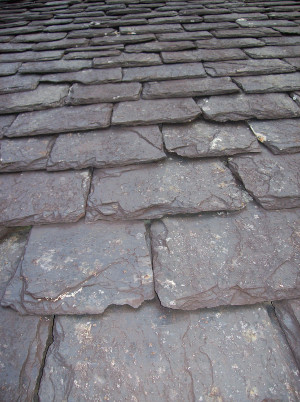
[183,22,238,31]
[86,159,244,222]
[263,36,300,46]
[47,126,165,170]
[229,147,300,209]
[125,41,196,53]
[0,115,15,139]
[244,45,300,59]
[0,43,33,52]
[150,202,300,309]
[213,27,280,38]
[38,300,300,401]
[233,73,300,93]
[64,49,121,60]
[40,67,122,84]
[0,50,64,63]
[195,37,265,49]
[0,74,40,94]
[2,220,154,315]
[161,48,247,63]
[19,59,92,74]
[0,62,21,76]
[90,33,155,46]
[67,28,115,39]
[148,15,203,24]
[32,37,88,51]
[163,121,260,157]
[156,31,213,41]
[274,26,300,35]
[0,170,91,226]
[12,32,67,42]
[93,52,162,67]
[285,58,300,70]
[112,98,200,126]
[119,24,183,34]
[237,19,298,28]
[199,93,300,122]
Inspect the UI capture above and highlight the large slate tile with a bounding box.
[32,37,88,51]
[237,19,298,28]
[0,50,64,63]
[156,31,213,41]
[2,220,154,315]
[5,104,113,137]
[183,21,238,31]
[119,23,183,34]
[0,43,32,52]
[0,74,40,94]
[151,202,300,310]
[38,300,300,401]
[161,48,247,63]
[163,121,260,157]
[199,93,300,122]
[229,147,300,210]
[19,59,92,74]
[125,41,196,53]
[90,33,155,46]
[47,126,165,170]
[112,98,200,125]
[0,62,21,76]
[233,73,300,93]
[65,49,121,60]
[244,45,300,59]
[195,37,265,48]
[213,27,280,38]
[86,159,244,222]
[12,32,67,42]
[40,67,122,84]
[248,119,300,154]
[0,170,91,226]
[93,52,162,67]
[263,36,300,46]
[274,26,300,35]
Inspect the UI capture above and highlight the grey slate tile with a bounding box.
[90,33,155,46]
[195,37,265,48]
[262,36,300,46]
[125,41,196,52]
[0,62,21,76]
[0,115,15,139]
[274,26,300,35]
[237,19,298,28]
[233,73,300,93]
[32,37,88,51]
[119,24,183,34]
[12,32,67,42]
[183,22,238,31]
[19,59,92,74]
[0,50,64,63]
[93,52,162,67]
[244,45,300,59]
[0,74,40,94]
[64,49,122,60]
[212,27,281,38]
[161,48,247,63]
[285,57,300,70]
[39,67,122,84]
[156,31,213,41]
[0,43,33,52]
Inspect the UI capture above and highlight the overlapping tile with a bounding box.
[233,72,300,93]
[93,52,162,67]
[0,74,40,94]
[40,67,122,84]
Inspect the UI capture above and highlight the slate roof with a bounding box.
[0,0,300,400]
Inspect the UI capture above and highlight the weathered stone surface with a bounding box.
[0,170,91,226]
[0,115,15,139]
[119,24,183,34]
[274,26,300,35]
[13,32,67,42]
[2,220,154,315]
[67,28,115,39]
[213,27,280,38]
[93,52,162,67]
[262,37,300,46]
[32,37,88,51]
[183,21,238,31]
[161,48,247,63]
[204,59,295,77]
[125,41,196,53]
[195,37,265,48]
[86,159,244,222]
[112,98,200,126]
[245,45,300,59]
[285,58,300,70]
[65,49,121,60]
[229,147,300,210]
[0,50,64,63]
[0,74,40,94]
[163,121,260,157]
[5,104,112,137]
[199,94,300,122]
[0,62,21,76]
[40,67,122,84]
[48,126,165,170]
[142,77,239,99]
[0,136,54,172]
[19,59,92,74]
[237,19,297,28]
[233,73,300,93]
[157,31,213,41]
[91,33,155,46]
[151,202,300,310]
[0,43,32,52]
[38,300,300,401]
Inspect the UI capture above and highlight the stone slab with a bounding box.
[0,62,21,76]
[0,115,15,139]
[248,119,300,154]
[48,126,165,170]
[0,43,32,52]
[274,26,300,35]
[90,33,155,46]
[195,37,265,48]
[93,52,162,67]
[229,147,300,210]
[0,170,91,226]
[237,19,297,28]
[64,49,121,60]
[119,23,183,34]
[163,121,260,157]
[19,59,92,74]
[38,300,300,401]
[125,41,196,53]
[112,98,200,126]
[5,104,113,137]
[151,202,300,310]
[244,45,300,59]
[13,32,67,42]
[199,93,300,122]
[233,73,300,93]
[86,159,244,222]
[156,31,213,41]
[183,21,238,31]
[0,74,40,94]
[285,58,300,70]
[0,50,64,63]
[161,48,247,63]
[213,27,280,38]
[263,36,300,46]
[32,38,88,51]
[40,68,122,84]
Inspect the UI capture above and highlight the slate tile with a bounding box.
[47,126,165,170]
[0,170,91,226]
[262,36,300,46]
[248,119,300,154]
[150,202,300,309]
[19,59,92,74]
[86,159,244,222]
[119,24,183,34]
[183,22,239,31]
[204,59,296,77]
[39,68,122,84]
[213,27,280,38]
[234,72,300,93]
[161,48,247,63]
[162,121,260,157]
[195,37,265,48]
[33,37,88,51]
[38,300,300,401]
[0,115,15,139]
[148,16,203,24]
[125,41,196,53]
[157,31,213,41]
[90,33,155,46]
[112,98,200,126]
[0,50,64,63]
[93,52,162,68]
[12,32,67,42]
[64,49,122,60]
[237,19,298,28]
[0,74,40,94]
[0,62,21,76]
[0,43,33,52]
[0,35,14,42]
[142,77,239,99]
[244,45,300,59]
[229,147,300,210]
[274,26,300,35]
[67,28,115,39]
[199,93,300,122]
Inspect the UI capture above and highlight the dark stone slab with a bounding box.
[39,68,122,84]
[0,62,21,76]
[0,115,15,139]
[151,202,300,310]
[233,73,300,93]
[274,26,300,35]
[47,126,165,170]
[19,59,92,74]
[64,49,121,60]
[38,300,300,401]
[183,22,238,31]
[263,36,300,46]
[142,77,239,99]
[156,31,213,41]
[67,28,115,39]
[245,45,300,59]
[285,58,300,70]
[125,41,196,53]
[93,52,162,67]
[237,19,297,28]
[5,104,113,137]
[12,32,67,42]
[204,59,295,77]
[0,170,91,226]
[199,93,300,122]
[119,24,183,34]
[213,27,280,38]
[163,121,260,157]
[33,37,88,51]
[0,50,64,63]
[229,147,300,209]
[112,98,200,126]
[161,48,247,63]
[0,74,40,94]
[2,220,154,315]
[0,43,33,53]
[86,158,244,222]
[91,33,155,46]
[148,15,203,24]
[0,136,54,172]
[195,37,265,49]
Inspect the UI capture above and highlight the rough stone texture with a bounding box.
[0,136,54,172]
[19,59,92,74]
[112,98,200,125]
[0,170,91,226]
[199,94,300,122]
[125,41,196,53]
[13,32,67,42]
[249,119,300,154]
[204,59,296,77]
[233,73,300,93]
[163,121,260,157]
[38,300,300,401]
[2,220,154,315]
[64,49,121,60]
[285,58,300,70]
[142,77,239,99]
[119,23,183,34]
[151,202,300,310]
[237,19,297,28]
[32,37,88,51]
[0,84,69,114]
[0,74,40,94]
[195,37,265,48]
[0,62,21,76]
[161,48,247,63]
[0,43,32,52]
[93,52,162,67]
[263,37,300,46]
[90,33,155,46]
[183,21,240,31]
[0,115,15,139]
[5,104,113,137]
[229,147,300,209]
[157,31,213,41]
[213,27,280,38]
[40,67,122,84]
[244,45,300,59]
[86,159,244,222]
[0,50,64,63]
[273,26,300,35]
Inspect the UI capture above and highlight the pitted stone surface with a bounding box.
[233,73,300,93]
[5,104,112,137]
[0,74,40,94]
[48,126,165,170]
[199,93,300,122]
[151,202,300,310]
[19,59,92,74]
[161,48,247,63]
[162,121,260,157]
[229,147,300,210]
[38,300,300,401]
[0,170,91,226]
[2,220,154,315]
[86,159,244,222]
[40,67,122,84]
[93,52,162,68]
[248,119,300,154]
